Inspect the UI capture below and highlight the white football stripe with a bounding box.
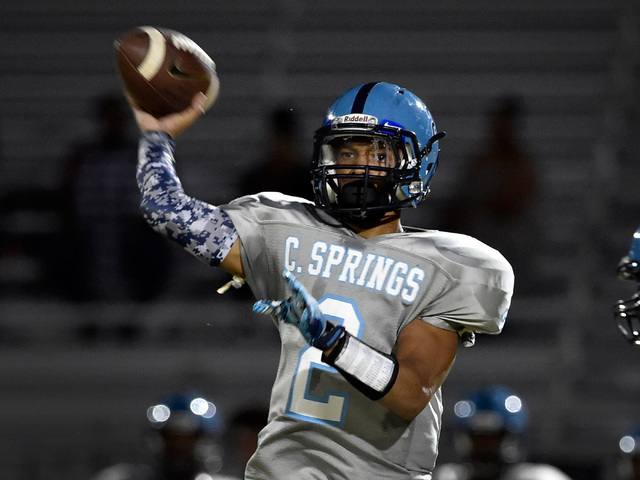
[138,26,166,81]
[203,74,220,111]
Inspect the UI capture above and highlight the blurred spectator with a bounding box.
[230,105,311,301]
[54,92,171,301]
[239,106,312,200]
[0,111,59,297]
[89,391,239,480]
[433,386,573,480]
[442,95,540,294]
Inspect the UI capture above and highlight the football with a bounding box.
[114,26,220,117]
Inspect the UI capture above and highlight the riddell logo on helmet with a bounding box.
[333,114,378,125]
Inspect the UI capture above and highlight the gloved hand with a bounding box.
[253,269,345,350]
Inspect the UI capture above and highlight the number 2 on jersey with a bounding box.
[285,296,363,426]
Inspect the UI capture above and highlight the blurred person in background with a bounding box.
[239,106,312,200]
[432,386,572,480]
[613,226,640,345]
[89,391,240,480]
[442,96,540,295]
[55,92,171,301]
[231,106,311,302]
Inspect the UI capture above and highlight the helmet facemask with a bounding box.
[312,123,428,219]
[614,247,640,345]
[614,288,640,345]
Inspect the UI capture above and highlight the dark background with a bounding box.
[0,0,639,478]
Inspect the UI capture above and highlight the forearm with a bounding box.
[136,131,238,267]
[325,337,447,420]
[323,320,458,421]
[376,362,448,421]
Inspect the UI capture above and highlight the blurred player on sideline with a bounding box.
[89,392,240,480]
[433,386,573,480]
[613,227,640,345]
[128,82,514,479]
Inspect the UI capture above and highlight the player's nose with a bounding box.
[345,155,369,175]
[347,148,375,171]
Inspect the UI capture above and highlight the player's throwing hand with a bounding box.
[253,270,345,350]
[128,92,207,139]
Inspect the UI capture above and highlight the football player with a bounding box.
[129,82,514,480]
[432,386,573,480]
[613,227,640,345]
[90,392,238,480]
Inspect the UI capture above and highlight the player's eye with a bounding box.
[337,150,356,162]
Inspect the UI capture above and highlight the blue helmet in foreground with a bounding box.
[452,386,529,464]
[312,82,444,219]
[144,392,225,477]
[454,385,528,434]
[146,391,223,435]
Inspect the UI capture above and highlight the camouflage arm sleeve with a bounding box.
[136,131,238,267]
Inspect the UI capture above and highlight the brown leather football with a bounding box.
[114,26,219,117]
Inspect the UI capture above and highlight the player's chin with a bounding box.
[341,209,398,230]
[335,181,397,222]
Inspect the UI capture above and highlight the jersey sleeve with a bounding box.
[417,233,514,337]
[220,192,315,298]
[136,132,238,267]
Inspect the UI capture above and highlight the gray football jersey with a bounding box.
[221,193,514,480]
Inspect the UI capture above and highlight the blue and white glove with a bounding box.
[255,270,398,400]
[253,269,345,350]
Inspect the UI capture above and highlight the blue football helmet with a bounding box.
[452,386,528,464]
[145,391,225,476]
[146,391,222,435]
[454,386,528,435]
[312,82,445,218]
[613,227,640,345]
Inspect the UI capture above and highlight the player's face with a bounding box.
[335,137,398,177]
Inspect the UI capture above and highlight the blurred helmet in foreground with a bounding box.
[453,386,528,464]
